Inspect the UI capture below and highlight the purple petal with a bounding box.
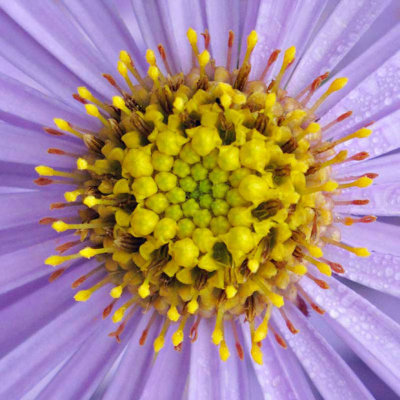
[301,277,400,394]
[273,305,373,400]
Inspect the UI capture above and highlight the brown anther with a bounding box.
[272,330,287,349]
[274,165,291,177]
[124,96,144,112]
[354,199,370,205]
[307,274,329,289]
[44,127,64,136]
[251,199,283,221]
[102,73,124,95]
[233,63,251,91]
[174,343,183,352]
[158,86,174,114]
[196,75,209,91]
[311,303,325,315]
[115,233,145,252]
[189,315,201,343]
[139,329,149,346]
[364,120,375,128]
[194,269,208,291]
[39,217,58,225]
[337,110,353,122]
[346,151,369,162]
[324,260,345,274]
[34,177,54,186]
[103,299,117,319]
[50,202,67,209]
[48,148,66,155]
[201,29,210,50]
[365,173,378,179]
[217,113,236,144]
[293,246,304,259]
[83,135,105,154]
[130,112,153,137]
[71,276,87,289]
[245,295,256,322]
[235,342,244,360]
[360,215,376,223]
[49,268,65,282]
[180,111,200,129]
[254,113,268,134]
[56,240,80,254]
[157,44,173,76]
[305,165,319,176]
[260,49,280,80]
[281,137,298,153]
[72,93,88,104]
[296,295,309,317]
[109,118,124,139]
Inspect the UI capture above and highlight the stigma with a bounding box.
[37,28,376,365]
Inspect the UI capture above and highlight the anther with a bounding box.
[254,303,272,342]
[53,118,84,139]
[320,258,345,274]
[71,265,104,289]
[72,93,88,104]
[85,104,110,127]
[336,215,376,226]
[44,127,64,136]
[279,308,299,334]
[112,297,136,323]
[157,44,173,76]
[102,73,125,95]
[296,285,325,314]
[49,268,66,282]
[118,60,136,93]
[295,72,329,101]
[260,49,280,81]
[321,237,370,257]
[272,46,296,92]
[226,30,234,71]
[120,50,147,88]
[306,272,330,289]
[270,325,287,349]
[55,240,81,254]
[77,87,109,113]
[189,315,201,343]
[201,29,210,50]
[103,299,118,319]
[139,311,158,346]
[74,275,112,302]
[231,320,244,360]
[154,318,171,353]
[321,110,352,132]
[303,255,331,276]
[334,199,370,206]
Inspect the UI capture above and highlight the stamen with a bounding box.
[321,110,352,132]
[85,104,110,127]
[157,44,173,76]
[74,275,112,302]
[110,271,135,298]
[320,258,345,274]
[45,252,82,266]
[112,96,131,115]
[337,176,373,189]
[336,215,376,226]
[112,297,137,323]
[72,264,104,288]
[56,239,81,254]
[72,93,88,104]
[103,73,125,95]
[35,165,80,179]
[269,325,287,349]
[153,318,171,353]
[187,28,199,66]
[53,118,84,139]
[79,246,114,259]
[321,237,370,257]
[120,50,147,88]
[189,315,201,343]
[306,273,330,289]
[103,299,118,319]
[334,199,370,206]
[303,255,331,276]
[212,307,225,345]
[201,29,210,51]
[44,127,64,136]
[226,30,234,71]
[303,181,338,194]
[51,220,102,232]
[49,268,66,282]
[295,72,329,101]
[109,304,138,343]
[77,87,109,113]
[117,60,136,93]
[242,30,258,67]
[139,311,158,346]
[260,49,280,81]
[172,313,189,346]
[272,46,296,92]
[231,320,244,360]
[279,308,299,334]
[296,285,325,314]
[250,321,263,364]
[254,303,272,342]
[308,77,348,114]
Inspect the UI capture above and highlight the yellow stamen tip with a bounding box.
[309,245,323,258]
[83,196,97,208]
[251,344,263,365]
[85,104,100,118]
[145,49,156,66]
[153,335,165,353]
[45,255,65,266]
[35,165,54,176]
[290,264,307,276]
[112,308,125,323]
[79,247,97,259]
[186,28,197,46]
[148,65,159,82]
[198,50,210,68]
[317,262,332,276]
[76,158,88,170]
[354,247,370,257]
[119,50,131,64]
[356,177,373,188]
[283,46,296,65]
[355,128,372,138]
[65,190,80,202]
[110,286,123,299]
[327,77,348,94]
[268,292,284,308]
[212,328,223,345]
[77,86,92,99]
[247,30,258,50]
[167,305,180,322]
[219,341,230,361]
[323,181,339,192]
[138,282,150,298]
[53,118,70,131]
[74,290,91,302]
[306,122,320,134]
[117,60,128,77]
[51,220,68,233]
[172,330,184,346]
[248,259,260,273]
[173,97,185,112]
[225,285,237,299]
[112,96,126,110]
[254,324,268,342]
[187,298,199,314]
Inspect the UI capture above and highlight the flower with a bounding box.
[1,0,400,399]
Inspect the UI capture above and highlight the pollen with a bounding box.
[39,27,376,364]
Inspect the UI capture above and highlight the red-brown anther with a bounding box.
[364,120,375,128]
[360,215,376,223]
[56,240,81,254]
[311,303,325,315]
[346,151,369,162]
[337,110,353,122]
[174,343,183,352]
[109,322,126,343]
[103,300,117,319]
[35,177,54,186]
[72,93,88,104]
[307,273,330,289]
[71,276,87,289]
[139,330,148,346]
[39,217,58,225]
[103,73,124,95]
[201,29,210,50]
[364,173,378,179]
[353,199,370,205]
[296,295,309,317]
[190,315,201,343]
[48,148,66,155]
[287,321,299,335]
[334,199,370,206]
[157,44,173,76]
[49,268,66,282]
[50,202,67,209]
[274,332,287,349]
[44,127,64,136]
[235,342,244,360]
[321,258,345,274]
[226,30,234,71]
[260,49,281,80]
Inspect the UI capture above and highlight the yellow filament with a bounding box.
[79,246,113,259]
[254,303,272,342]
[338,177,373,189]
[85,104,110,127]
[303,180,338,194]
[35,165,77,179]
[309,77,348,113]
[51,220,101,232]
[172,314,189,346]
[54,118,84,139]
[112,297,136,323]
[272,46,296,91]
[75,276,111,302]
[242,30,258,66]
[154,319,171,353]
[112,96,131,115]
[304,255,332,276]
[321,237,370,257]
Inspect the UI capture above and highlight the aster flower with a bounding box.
[1,0,400,399]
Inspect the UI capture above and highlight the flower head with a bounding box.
[1,1,400,399]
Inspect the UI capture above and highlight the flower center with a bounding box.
[37,28,375,364]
